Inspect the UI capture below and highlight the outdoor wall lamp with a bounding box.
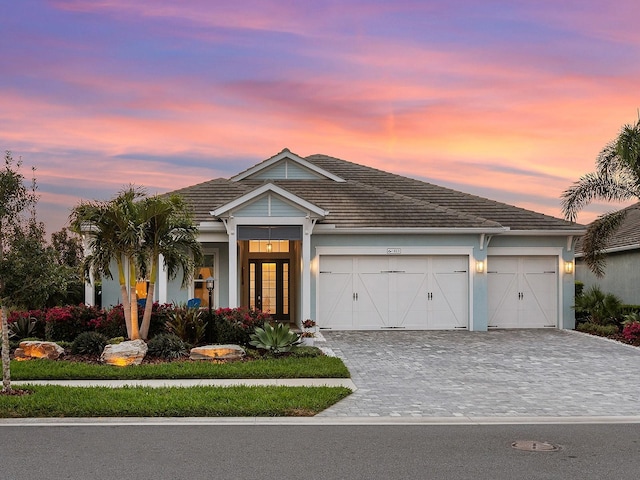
[475,260,485,273]
[564,261,574,274]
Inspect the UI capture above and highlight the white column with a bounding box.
[301,218,312,322]
[158,253,168,303]
[227,218,238,307]
[82,235,95,306]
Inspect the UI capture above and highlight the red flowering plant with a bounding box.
[44,306,86,341]
[212,307,271,345]
[622,321,640,345]
[301,319,316,338]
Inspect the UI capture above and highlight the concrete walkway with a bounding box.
[13,378,356,388]
[316,329,640,418]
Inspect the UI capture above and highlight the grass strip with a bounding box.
[0,385,352,418]
[11,357,350,380]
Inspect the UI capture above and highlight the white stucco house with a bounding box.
[89,148,585,331]
[576,202,640,305]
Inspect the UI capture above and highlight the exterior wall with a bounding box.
[95,232,576,331]
[576,250,640,305]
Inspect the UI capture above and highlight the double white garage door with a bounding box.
[318,255,558,330]
[319,255,469,330]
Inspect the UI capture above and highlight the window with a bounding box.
[248,240,290,253]
[194,253,215,308]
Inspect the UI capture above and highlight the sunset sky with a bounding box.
[2,0,639,235]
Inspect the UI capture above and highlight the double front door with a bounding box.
[249,260,290,321]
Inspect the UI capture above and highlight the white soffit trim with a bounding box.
[210,183,330,218]
[231,148,346,183]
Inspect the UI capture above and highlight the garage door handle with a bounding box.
[428,292,433,300]
[353,293,359,301]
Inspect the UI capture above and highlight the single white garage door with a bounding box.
[487,256,558,328]
[318,255,468,330]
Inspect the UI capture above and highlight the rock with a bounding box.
[190,344,245,361]
[14,341,65,360]
[101,339,148,366]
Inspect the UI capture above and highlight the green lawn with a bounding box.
[11,356,350,380]
[3,349,352,418]
[0,385,352,417]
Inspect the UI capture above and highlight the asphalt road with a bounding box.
[1,422,639,479]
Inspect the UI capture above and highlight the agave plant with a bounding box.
[249,322,300,354]
[8,316,38,340]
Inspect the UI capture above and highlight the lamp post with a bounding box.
[205,277,214,315]
[206,276,215,343]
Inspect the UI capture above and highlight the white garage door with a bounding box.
[487,256,558,328]
[318,255,468,330]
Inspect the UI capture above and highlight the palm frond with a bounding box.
[581,210,628,277]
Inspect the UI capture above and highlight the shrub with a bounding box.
[165,307,207,346]
[213,307,271,346]
[147,333,189,359]
[577,322,619,337]
[45,306,87,341]
[574,286,622,325]
[90,305,127,338]
[71,332,108,355]
[249,322,300,355]
[622,321,640,344]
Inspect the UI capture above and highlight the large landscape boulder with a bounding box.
[190,344,245,361]
[101,339,148,366]
[14,341,65,360]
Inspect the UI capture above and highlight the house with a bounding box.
[89,148,585,331]
[576,202,640,305]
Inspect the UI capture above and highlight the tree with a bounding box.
[561,115,640,277]
[70,187,146,339]
[70,188,202,340]
[0,151,38,394]
[138,194,202,339]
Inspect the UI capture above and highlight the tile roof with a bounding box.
[168,152,585,232]
[576,202,640,253]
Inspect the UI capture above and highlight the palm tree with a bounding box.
[138,194,203,339]
[70,187,146,339]
[561,115,640,276]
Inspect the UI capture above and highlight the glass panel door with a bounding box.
[249,260,290,321]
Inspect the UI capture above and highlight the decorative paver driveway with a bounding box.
[317,330,640,418]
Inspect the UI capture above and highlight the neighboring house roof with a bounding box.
[576,202,640,255]
[168,149,584,233]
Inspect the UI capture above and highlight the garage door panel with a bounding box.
[488,256,558,329]
[358,272,390,328]
[394,272,428,328]
[318,271,354,329]
[432,271,468,328]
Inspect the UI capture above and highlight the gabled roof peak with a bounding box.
[231,149,346,183]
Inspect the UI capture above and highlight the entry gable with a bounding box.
[210,183,330,219]
[232,148,345,183]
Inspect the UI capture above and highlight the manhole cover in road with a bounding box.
[511,440,560,452]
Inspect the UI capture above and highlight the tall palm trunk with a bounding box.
[1,305,11,393]
[128,261,140,340]
[140,282,155,340]
[117,257,132,338]
[139,256,158,340]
